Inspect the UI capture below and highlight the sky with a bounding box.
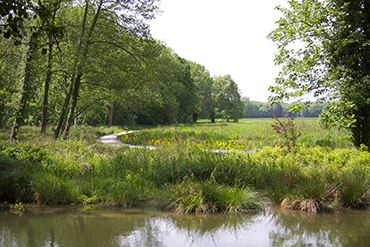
[148,0,287,102]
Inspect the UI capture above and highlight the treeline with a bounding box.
[242,98,328,118]
[0,0,244,139]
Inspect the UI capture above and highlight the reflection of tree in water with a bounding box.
[268,207,370,247]
[170,212,258,234]
[115,212,259,246]
[2,206,370,246]
[165,212,260,245]
[0,206,151,247]
[116,216,165,247]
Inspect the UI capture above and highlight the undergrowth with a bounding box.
[0,121,367,214]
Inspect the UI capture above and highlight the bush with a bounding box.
[0,156,34,203]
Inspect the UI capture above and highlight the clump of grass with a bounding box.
[158,178,263,214]
[0,156,34,203]
[33,173,81,204]
[339,167,370,208]
[282,198,322,213]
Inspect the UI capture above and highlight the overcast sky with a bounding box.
[148,0,287,102]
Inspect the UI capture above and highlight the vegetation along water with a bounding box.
[1,118,369,215]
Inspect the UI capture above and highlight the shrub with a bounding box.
[271,113,301,152]
[0,156,34,203]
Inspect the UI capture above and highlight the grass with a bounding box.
[1,118,369,213]
[118,118,352,150]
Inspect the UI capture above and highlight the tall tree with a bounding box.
[189,61,215,121]
[41,0,63,134]
[1,0,64,139]
[175,57,197,123]
[268,0,370,147]
[53,0,160,139]
[213,75,244,122]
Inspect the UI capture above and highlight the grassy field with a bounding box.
[1,118,369,213]
[119,118,352,150]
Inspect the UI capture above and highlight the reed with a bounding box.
[1,119,368,213]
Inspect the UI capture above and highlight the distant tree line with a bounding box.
[242,97,328,118]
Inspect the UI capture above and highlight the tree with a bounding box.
[268,0,370,147]
[53,0,160,139]
[189,61,215,121]
[1,0,64,139]
[242,98,261,118]
[213,75,244,122]
[135,46,196,125]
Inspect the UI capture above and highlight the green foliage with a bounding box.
[268,0,370,147]
[242,98,328,118]
[0,1,244,133]
[159,178,262,214]
[188,61,215,120]
[33,173,81,204]
[0,121,369,213]
[271,114,301,152]
[0,156,33,203]
[213,75,244,122]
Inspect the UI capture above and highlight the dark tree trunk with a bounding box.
[108,102,114,127]
[54,75,74,139]
[10,38,35,140]
[63,73,82,140]
[41,34,53,134]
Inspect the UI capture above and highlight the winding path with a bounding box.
[98,130,253,153]
[98,131,156,150]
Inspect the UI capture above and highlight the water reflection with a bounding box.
[1,206,370,247]
[269,207,370,247]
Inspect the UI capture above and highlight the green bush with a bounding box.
[0,156,34,203]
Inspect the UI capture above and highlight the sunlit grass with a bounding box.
[1,118,366,213]
[119,118,351,150]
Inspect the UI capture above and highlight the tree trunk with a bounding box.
[63,73,82,140]
[58,0,103,140]
[10,37,35,140]
[41,34,53,134]
[54,75,74,139]
[108,102,114,127]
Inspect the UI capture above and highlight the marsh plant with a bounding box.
[159,177,263,214]
[271,114,301,152]
[1,121,369,214]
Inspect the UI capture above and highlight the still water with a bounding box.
[1,205,370,247]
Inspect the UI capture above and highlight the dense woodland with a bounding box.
[0,0,247,137]
[0,0,332,141]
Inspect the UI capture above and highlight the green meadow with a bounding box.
[1,118,369,213]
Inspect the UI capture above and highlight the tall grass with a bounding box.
[0,119,368,214]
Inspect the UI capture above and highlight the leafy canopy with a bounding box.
[268,0,370,147]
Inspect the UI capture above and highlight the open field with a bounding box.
[119,118,352,150]
[1,118,369,213]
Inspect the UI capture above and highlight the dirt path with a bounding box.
[98,130,254,153]
[97,131,136,146]
[98,131,156,150]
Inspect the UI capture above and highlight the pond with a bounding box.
[1,205,370,247]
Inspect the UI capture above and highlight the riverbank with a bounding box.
[1,120,369,213]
